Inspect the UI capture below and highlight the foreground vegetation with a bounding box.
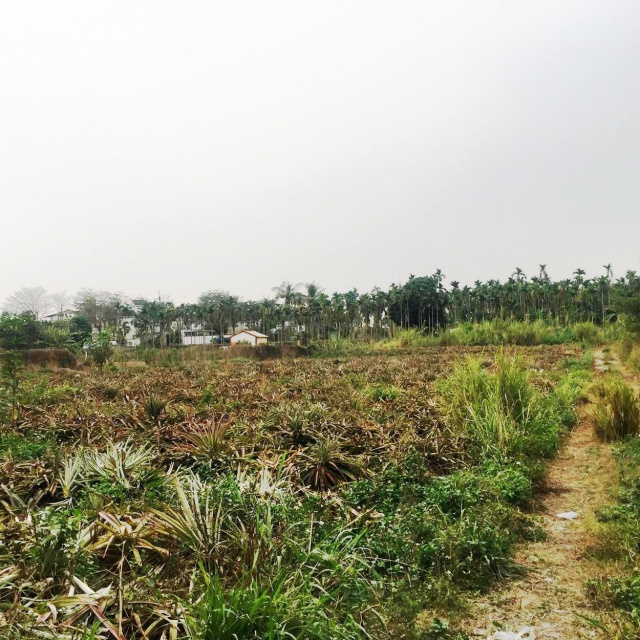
[588,374,640,635]
[0,346,591,639]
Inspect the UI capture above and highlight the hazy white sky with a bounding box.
[1,1,639,304]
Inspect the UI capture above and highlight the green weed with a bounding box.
[366,384,402,402]
[0,432,53,460]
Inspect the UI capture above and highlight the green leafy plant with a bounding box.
[296,437,365,490]
[182,417,230,463]
[0,432,50,460]
[83,439,157,492]
[58,454,87,499]
[150,473,224,562]
[587,573,640,623]
[102,385,118,400]
[89,330,113,372]
[43,325,73,348]
[366,384,402,402]
[144,394,167,424]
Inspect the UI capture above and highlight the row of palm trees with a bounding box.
[448,265,637,326]
[88,266,640,346]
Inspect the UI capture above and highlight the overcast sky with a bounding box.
[1,1,639,304]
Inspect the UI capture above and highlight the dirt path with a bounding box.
[464,351,620,639]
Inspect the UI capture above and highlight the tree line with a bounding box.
[2,265,640,349]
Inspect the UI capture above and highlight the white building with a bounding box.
[42,310,76,323]
[229,330,268,346]
[181,327,215,346]
[119,299,145,347]
[119,321,140,348]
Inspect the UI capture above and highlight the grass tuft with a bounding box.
[594,380,640,441]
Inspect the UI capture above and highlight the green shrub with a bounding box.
[480,461,533,505]
[29,506,87,581]
[594,380,640,441]
[200,386,216,405]
[419,617,468,640]
[89,331,113,371]
[414,501,521,589]
[102,385,118,400]
[37,383,79,405]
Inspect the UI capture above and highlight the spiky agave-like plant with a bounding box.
[295,437,365,491]
[181,417,230,463]
[84,439,156,491]
[58,454,87,499]
[150,473,225,562]
[144,394,167,424]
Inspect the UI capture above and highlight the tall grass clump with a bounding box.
[387,328,439,349]
[438,355,571,465]
[629,346,640,373]
[587,434,640,631]
[572,321,604,346]
[398,320,604,349]
[617,335,640,373]
[594,379,640,441]
[193,569,368,640]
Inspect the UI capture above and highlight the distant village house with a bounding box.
[229,330,268,346]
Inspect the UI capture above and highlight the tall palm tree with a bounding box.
[273,281,300,342]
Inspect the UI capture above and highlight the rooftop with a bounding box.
[232,329,268,338]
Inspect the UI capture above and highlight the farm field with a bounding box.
[0,346,592,639]
[4,2,640,637]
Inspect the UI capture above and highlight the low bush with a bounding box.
[23,382,80,406]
